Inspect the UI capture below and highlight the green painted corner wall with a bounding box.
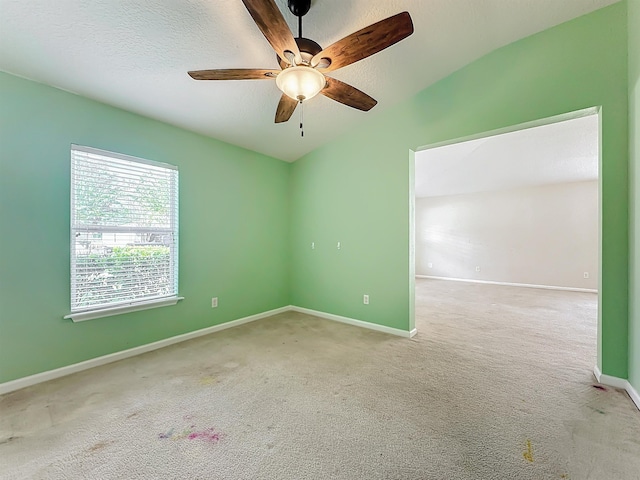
[0,72,291,383]
[629,0,640,393]
[290,3,630,377]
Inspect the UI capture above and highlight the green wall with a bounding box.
[0,72,291,383]
[629,0,640,393]
[290,3,630,377]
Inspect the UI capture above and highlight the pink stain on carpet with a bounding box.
[188,428,221,442]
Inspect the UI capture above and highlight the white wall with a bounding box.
[415,181,598,289]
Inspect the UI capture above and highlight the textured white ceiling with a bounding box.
[414,114,599,198]
[0,0,618,162]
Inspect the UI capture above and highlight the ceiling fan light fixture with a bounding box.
[276,66,325,102]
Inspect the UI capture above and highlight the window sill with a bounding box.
[64,296,184,323]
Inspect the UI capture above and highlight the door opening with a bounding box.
[409,108,600,372]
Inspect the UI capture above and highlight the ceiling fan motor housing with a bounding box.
[278,37,322,68]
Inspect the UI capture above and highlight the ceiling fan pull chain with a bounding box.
[299,100,304,137]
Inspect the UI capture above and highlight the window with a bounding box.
[66,145,180,321]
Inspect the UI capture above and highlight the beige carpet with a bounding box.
[1,279,639,479]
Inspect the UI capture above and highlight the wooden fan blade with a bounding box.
[321,77,377,111]
[275,94,298,123]
[242,0,301,65]
[312,12,413,72]
[188,69,280,80]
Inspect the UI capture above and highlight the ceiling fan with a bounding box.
[188,0,414,132]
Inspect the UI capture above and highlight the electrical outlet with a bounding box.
[311,242,315,249]
[475,266,481,272]
[337,241,341,250]
[211,297,218,308]
[363,294,369,305]
[583,272,589,279]
[428,262,433,268]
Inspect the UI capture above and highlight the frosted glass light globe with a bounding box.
[276,66,326,102]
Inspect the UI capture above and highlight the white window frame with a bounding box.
[64,145,182,322]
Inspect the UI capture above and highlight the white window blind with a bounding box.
[70,145,179,313]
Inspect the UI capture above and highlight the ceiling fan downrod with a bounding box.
[288,0,311,38]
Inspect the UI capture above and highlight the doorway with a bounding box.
[409,108,600,369]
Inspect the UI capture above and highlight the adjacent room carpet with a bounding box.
[1,279,639,479]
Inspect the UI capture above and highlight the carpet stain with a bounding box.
[88,440,114,453]
[523,439,534,462]
[199,376,216,385]
[588,406,606,415]
[188,428,222,442]
[159,426,222,443]
[0,436,19,445]
[592,384,608,391]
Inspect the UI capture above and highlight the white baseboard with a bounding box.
[290,306,416,338]
[593,366,640,411]
[416,275,598,294]
[628,383,640,411]
[0,305,416,395]
[0,306,290,396]
[593,365,628,388]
